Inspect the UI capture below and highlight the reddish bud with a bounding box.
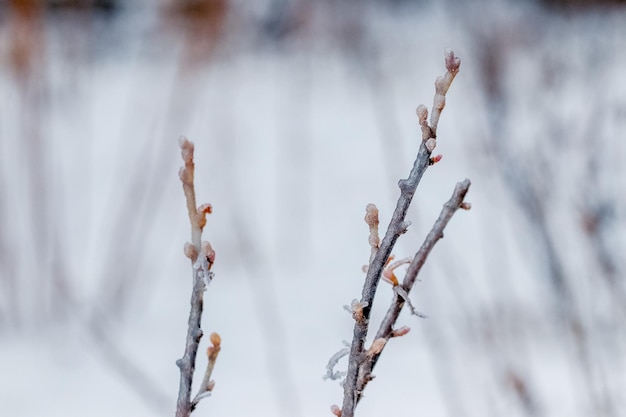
[201,241,216,264]
[429,154,443,165]
[392,326,411,337]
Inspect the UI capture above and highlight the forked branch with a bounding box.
[355,179,471,400]
[338,50,465,417]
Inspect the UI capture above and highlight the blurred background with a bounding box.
[1,0,626,416]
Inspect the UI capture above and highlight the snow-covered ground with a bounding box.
[1,1,625,416]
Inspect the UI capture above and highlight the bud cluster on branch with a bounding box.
[326,50,471,417]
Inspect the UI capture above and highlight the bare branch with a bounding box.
[339,50,464,417]
[340,137,431,417]
[191,332,222,411]
[175,139,217,417]
[175,254,210,417]
[355,179,471,399]
[430,49,461,137]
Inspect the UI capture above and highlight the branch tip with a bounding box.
[179,136,195,164]
[365,204,381,264]
[416,104,428,123]
[364,204,379,226]
[444,49,461,74]
[339,51,466,417]
[210,332,221,347]
[191,331,221,410]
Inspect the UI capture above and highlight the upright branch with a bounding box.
[364,204,380,266]
[356,179,471,398]
[175,137,219,417]
[179,138,213,252]
[338,50,465,417]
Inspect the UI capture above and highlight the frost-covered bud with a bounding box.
[425,138,437,153]
[330,405,342,417]
[416,104,428,125]
[184,242,198,260]
[445,49,461,74]
[364,204,380,249]
[179,136,195,164]
[391,326,411,337]
[364,204,378,226]
[346,299,369,323]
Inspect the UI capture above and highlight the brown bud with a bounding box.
[210,332,222,346]
[184,242,198,261]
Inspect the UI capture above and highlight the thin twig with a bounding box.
[191,332,221,411]
[339,50,462,417]
[340,138,431,417]
[324,346,351,381]
[356,179,471,400]
[175,137,216,417]
[176,256,211,417]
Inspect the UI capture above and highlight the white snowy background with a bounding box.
[1,0,626,416]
